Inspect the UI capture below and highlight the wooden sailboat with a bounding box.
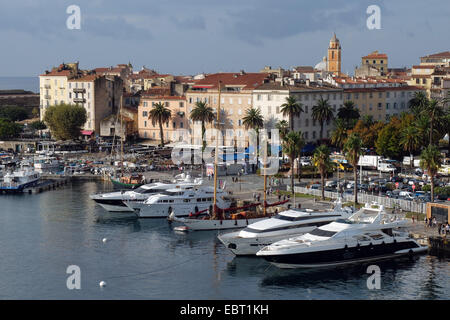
[110,95,145,189]
[169,81,288,230]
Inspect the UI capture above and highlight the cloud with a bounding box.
[220,0,375,44]
[171,16,206,30]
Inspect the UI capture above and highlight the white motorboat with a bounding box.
[256,203,427,268]
[218,198,354,255]
[134,186,232,218]
[90,173,202,212]
[0,166,40,192]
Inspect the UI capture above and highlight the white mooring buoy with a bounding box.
[102,238,108,243]
[99,281,107,287]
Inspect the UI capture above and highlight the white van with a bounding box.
[378,162,397,173]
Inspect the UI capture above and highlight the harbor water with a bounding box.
[0,181,448,299]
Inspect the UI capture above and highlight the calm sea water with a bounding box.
[0,77,39,93]
[0,181,448,299]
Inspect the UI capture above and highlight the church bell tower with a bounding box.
[327,33,341,75]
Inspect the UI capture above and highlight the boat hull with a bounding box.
[218,228,314,256]
[258,240,427,269]
[174,217,268,231]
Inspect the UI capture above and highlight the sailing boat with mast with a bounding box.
[169,81,288,230]
[110,94,145,189]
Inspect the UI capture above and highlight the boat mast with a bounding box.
[213,80,221,218]
[120,95,124,178]
[263,131,267,216]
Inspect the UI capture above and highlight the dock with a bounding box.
[23,177,71,194]
[408,223,450,255]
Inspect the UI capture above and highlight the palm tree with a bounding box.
[424,99,445,145]
[331,119,348,151]
[337,101,360,129]
[148,102,171,147]
[190,101,215,164]
[400,125,421,168]
[409,91,428,116]
[312,97,334,141]
[280,96,303,131]
[275,120,289,141]
[243,107,264,170]
[420,145,442,202]
[282,131,302,195]
[343,133,363,204]
[313,144,332,200]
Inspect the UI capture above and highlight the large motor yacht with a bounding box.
[256,203,427,268]
[90,174,202,212]
[133,186,232,218]
[218,198,354,255]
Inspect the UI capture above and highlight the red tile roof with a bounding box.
[40,70,72,77]
[191,73,269,90]
[362,52,388,59]
[421,51,450,59]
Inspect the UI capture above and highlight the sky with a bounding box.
[0,0,449,77]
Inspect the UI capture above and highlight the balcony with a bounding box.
[44,84,51,89]
[44,95,51,99]
[73,88,86,93]
[73,98,86,103]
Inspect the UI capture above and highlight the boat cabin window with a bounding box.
[368,234,384,240]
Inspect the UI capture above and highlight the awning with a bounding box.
[81,130,94,136]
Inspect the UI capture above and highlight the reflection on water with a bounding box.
[0,180,448,299]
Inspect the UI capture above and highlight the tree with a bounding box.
[0,105,29,122]
[409,91,428,116]
[275,120,289,141]
[190,101,215,161]
[399,125,421,168]
[375,120,402,159]
[32,107,40,119]
[282,131,302,195]
[312,97,334,141]
[0,118,22,139]
[420,145,442,202]
[280,96,303,131]
[424,99,445,146]
[343,133,363,204]
[149,102,171,147]
[242,107,264,169]
[337,101,360,129]
[43,104,87,140]
[313,144,332,200]
[331,119,348,151]
[349,119,384,149]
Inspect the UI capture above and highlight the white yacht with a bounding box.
[90,174,202,212]
[133,186,232,218]
[0,167,40,192]
[256,203,427,268]
[218,198,354,255]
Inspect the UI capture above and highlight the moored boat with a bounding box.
[256,203,428,268]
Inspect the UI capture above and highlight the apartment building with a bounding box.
[328,76,423,121]
[253,82,343,143]
[67,75,123,134]
[360,51,388,75]
[39,62,81,118]
[185,72,270,146]
[138,95,187,143]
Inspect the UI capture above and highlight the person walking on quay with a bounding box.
[424,217,428,226]
[445,223,450,235]
[433,217,437,228]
